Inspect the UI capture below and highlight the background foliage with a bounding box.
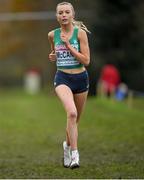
[0,0,144,93]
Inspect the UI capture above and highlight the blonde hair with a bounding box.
[56,2,91,34]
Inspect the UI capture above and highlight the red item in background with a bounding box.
[100,64,121,94]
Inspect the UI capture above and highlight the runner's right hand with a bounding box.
[49,51,56,61]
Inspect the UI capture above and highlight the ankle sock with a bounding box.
[72,150,79,156]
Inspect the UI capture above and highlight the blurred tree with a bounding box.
[92,0,144,91]
[1,0,143,92]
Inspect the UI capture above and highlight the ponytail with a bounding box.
[72,20,91,34]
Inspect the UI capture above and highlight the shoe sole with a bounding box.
[70,163,80,169]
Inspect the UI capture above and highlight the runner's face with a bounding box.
[56,4,74,25]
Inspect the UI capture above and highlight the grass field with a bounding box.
[0,88,144,179]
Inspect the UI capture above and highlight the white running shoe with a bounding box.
[70,150,80,169]
[63,141,71,168]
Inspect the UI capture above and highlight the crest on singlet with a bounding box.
[54,27,83,69]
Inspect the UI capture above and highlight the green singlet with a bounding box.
[54,27,84,69]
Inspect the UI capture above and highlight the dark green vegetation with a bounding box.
[90,0,144,93]
[0,89,144,178]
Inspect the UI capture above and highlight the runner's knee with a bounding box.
[67,110,77,122]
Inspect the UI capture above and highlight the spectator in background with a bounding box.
[115,82,128,101]
[98,64,121,98]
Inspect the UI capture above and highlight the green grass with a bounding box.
[0,89,144,178]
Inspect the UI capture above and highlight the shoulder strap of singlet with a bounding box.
[72,27,79,39]
[54,28,60,44]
